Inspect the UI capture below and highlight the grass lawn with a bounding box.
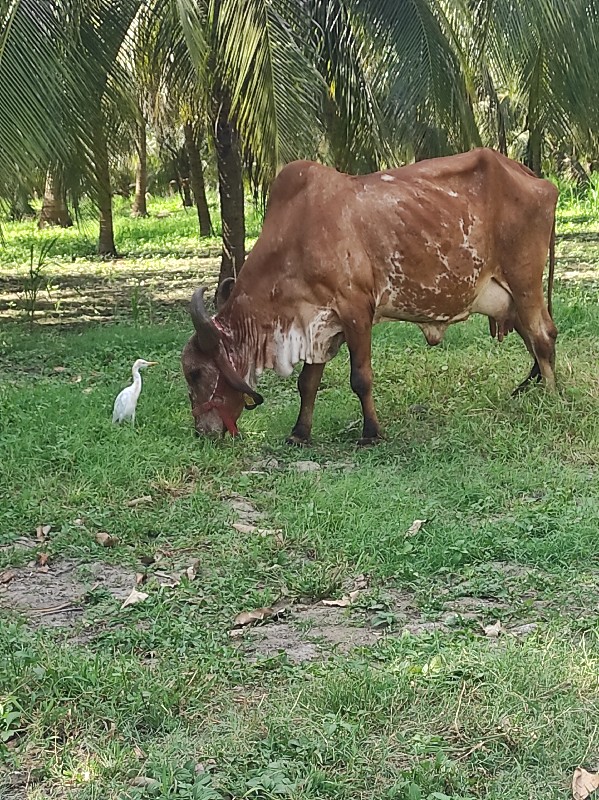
[1,189,599,799]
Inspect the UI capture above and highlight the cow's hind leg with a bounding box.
[286,362,325,446]
[512,305,557,392]
[343,322,382,446]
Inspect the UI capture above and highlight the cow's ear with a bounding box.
[215,277,236,310]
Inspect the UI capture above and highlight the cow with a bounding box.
[182,148,558,445]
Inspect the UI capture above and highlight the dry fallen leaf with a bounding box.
[484,620,503,638]
[0,570,16,585]
[37,552,50,567]
[186,560,199,581]
[71,375,82,384]
[232,522,283,537]
[135,572,146,586]
[405,519,426,537]
[82,387,93,394]
[126,495,153,507]
[232,522,257,534]
[36,524,51,542]
[121,588,148,609]
[53,366,66,373]
[95,532,118,548]
[73,518,85,527]
[572,767,599,800]
[233,607,275,627]
[321,590,361,608]
[155,570,181,588]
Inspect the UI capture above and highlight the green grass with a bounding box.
[2,190,599,799]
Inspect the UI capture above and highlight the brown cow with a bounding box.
[182,148,558,444]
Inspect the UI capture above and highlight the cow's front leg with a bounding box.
[286,362,325,446]
[345,325,382,446]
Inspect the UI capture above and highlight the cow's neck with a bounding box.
[214,310,263,387]
[216,299,345,383]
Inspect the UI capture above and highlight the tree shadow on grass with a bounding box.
[0,258,222,327]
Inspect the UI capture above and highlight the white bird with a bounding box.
[112,359,157,425]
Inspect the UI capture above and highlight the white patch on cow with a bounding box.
[270,309,343,377]
[381,174,395,182]
[458,216,483,278]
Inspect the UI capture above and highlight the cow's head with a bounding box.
[181,285,263,437]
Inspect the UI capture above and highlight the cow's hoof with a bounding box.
[286,433,310,447]
[357,435,383,447]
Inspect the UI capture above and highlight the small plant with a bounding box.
[0,697,22,744]
[20,237,57,328]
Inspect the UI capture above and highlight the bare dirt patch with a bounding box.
[243,604,384,663]
[237,580,551,663]
[0,559,135,628]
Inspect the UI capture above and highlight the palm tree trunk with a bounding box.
[38,168,72,228]
[526,128,543,177]
[94,125,117,256]
[183,120,213,237]
[131,119,148,217]
[212,91,245,283]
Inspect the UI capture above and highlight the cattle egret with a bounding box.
[112,359,157,425]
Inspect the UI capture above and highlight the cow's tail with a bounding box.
[547,216,556,319]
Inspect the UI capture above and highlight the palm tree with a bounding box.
[7,0,598,261]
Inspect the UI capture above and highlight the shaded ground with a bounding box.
[0,219,598,327]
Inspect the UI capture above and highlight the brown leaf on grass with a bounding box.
[95,532,118,548]
[135,572,147,586]
[0,570,16,585]
[36,524,51,542]
[121,588,148,609]
[186,560,199,581]
[405,519,426,537]
[484,620,503,638]
[321,590,361,608]
[53,366,66,372]
[232,522,283,538]
[350,574,369,591]
[125,495,153,507]
[233,607,276,627]
[71,375,82,384]
[572,767,599,800]
[37,552,50,567]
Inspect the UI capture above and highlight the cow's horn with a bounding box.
[190,287,220,353]
[214,352,264,407]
